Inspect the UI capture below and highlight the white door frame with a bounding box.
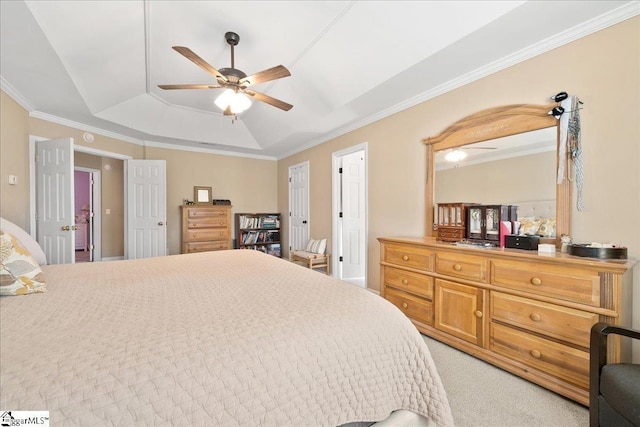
[331,142,368,286]
[75,166,102,262]
[288,161,310,257]
[29,135,132,252]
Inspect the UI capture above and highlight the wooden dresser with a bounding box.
[378,236,634,405]
[180,205,232,254]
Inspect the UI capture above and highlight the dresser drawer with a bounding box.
[184,241,230,253]
[435,252,488,283]
[384,266,433,300]
[187,207,229,219]
[384,244,432,272]
[186,216,230,229]
[491,292,597,348]
[491,259,600,306]
[185,228,229,242]
[385,287,433,326]
[490,323,589,389]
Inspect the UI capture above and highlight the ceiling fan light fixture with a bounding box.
[445,149,467,162]
[215,89,252,114]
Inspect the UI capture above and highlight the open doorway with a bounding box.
[30,136,129,264]
[74,168,101,262]
[332,143,368,288]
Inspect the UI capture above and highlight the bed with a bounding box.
[0,224,453,426]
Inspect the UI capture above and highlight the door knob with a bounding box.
[72,225,78,231]
[61,225,70,231]
[302,220,307,224]
[158,222,164,226]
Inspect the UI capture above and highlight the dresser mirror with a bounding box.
[434,127,557,205]
[423,104,571,244]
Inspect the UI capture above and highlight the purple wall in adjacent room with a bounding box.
[74,170,90,219]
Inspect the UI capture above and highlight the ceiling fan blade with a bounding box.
[172,46,228,83]
[157,84,222,90]
[462,147,497,150]
[244,89,293,111]
[240,65,291,87]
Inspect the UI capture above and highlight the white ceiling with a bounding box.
[1,1,637,159]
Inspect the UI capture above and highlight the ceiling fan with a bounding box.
[158,31,292,116]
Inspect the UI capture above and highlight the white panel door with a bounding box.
[289,162,309,253]
[340,150,366,286]
[126,160,167,259]
[36,138,75,264]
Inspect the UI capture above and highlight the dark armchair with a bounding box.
[590,322,640,427]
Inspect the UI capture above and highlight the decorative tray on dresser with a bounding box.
[378,236,634,406]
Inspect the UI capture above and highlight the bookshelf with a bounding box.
[234,213,282,257]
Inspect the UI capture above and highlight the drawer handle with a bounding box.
[453,264,462,271]
[530,349,542,359]
[530,277,542,286]
[474,310,483,318]
[530,313,542,322]
[402,302,408,309]
[401,279,409,285]
[402,255,409,261]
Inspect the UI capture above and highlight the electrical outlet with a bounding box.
[8,175,18,185]
[105,209,111,215]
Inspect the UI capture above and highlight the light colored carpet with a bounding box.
[422,335,589,427]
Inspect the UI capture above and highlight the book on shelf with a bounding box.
[267,243,281,257]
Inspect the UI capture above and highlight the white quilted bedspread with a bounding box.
[0,250,453,426]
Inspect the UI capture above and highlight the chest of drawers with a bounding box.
[378,236,633,405]
[181,205,232,254]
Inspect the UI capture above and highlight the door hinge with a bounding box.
[289,177,291,182]
[289,212,291,216]
[339,167,342,173]
[34,154,39,163]
[339,212,343,218]
[339,256,343,262]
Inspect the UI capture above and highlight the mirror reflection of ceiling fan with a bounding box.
[445,146,496,162]
[158,31,292,116]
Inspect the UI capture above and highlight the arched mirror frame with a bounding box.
[422,104,571,246]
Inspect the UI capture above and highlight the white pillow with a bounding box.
[305,238,327,254]
[0,218,47,266]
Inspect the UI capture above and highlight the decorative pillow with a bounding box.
[537,218,557,237]
[518,218,542,235]
[0,217,47,265]
[0,231,47,296]
[305,238,327,254]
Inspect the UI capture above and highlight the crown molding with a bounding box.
[4,2,638,161]
[278,2,640,159]
[142,139,277,161]
[0,75,34,111]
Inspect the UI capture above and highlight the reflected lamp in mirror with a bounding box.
[445,149,467,162]
[194,186,212,204]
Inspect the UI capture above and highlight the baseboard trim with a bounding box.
[100,256,125,262]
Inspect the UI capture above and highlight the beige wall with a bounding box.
[277,17,640,356]
[0,99,277,257]
[144,146,278,254]
[0,91,31,231]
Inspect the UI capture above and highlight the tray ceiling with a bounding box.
[1,1,637,159]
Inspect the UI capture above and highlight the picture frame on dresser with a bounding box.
[193,186,212,204]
